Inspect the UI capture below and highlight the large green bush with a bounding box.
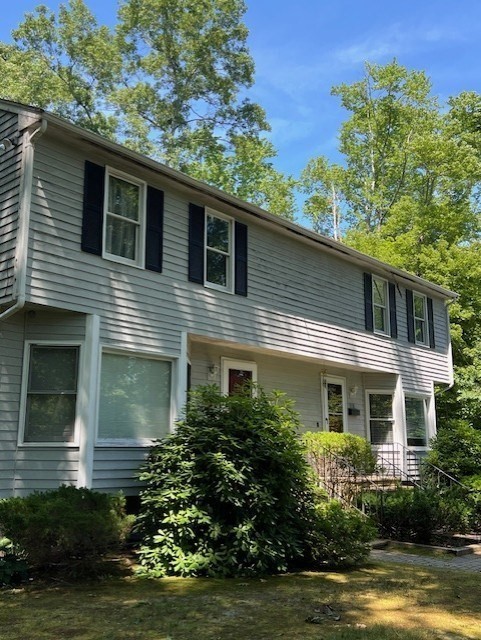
[308,500,377,568]
[302,431,377,474]
[425,419,481,479]
[0,486,131,576]
[137,386,316,577]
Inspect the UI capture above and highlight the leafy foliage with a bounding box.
[0,0,294,216]
[0,538,28,586]
[0,486,132,576]
[302,431,377,474]
[307,500,376,568]
[136,386,316,577]
[425,419,481,479]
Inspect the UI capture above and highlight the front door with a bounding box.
[323,376,347,432]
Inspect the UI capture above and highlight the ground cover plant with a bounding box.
[1,561,480,640]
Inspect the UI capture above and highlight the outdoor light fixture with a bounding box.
[0,138,16,154]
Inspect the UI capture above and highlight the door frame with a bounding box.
[322,375,348,433]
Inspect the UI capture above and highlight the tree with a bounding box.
[0,0,294,217]
[301,60,481,426]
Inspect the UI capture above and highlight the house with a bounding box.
[0,99,457,498]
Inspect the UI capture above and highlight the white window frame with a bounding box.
[18,341,83,447]
[372,276,390,336]
[204,208,234,293]
[322,375,348,433]
[404,394,429,449]
[221,358,257,396]
[95,347,175,447]
[366,390,395,446]
[102,166,147,268]
[413,292,428,346]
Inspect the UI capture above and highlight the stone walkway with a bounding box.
[371,547,481,573]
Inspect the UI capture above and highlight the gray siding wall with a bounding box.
[0,109,21,305]
[7,133,453,494]
[26,135,451,387]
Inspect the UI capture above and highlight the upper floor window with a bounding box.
[189,203,248,296]
[21,344,80,444]
[406,289,435,348]
[104,169,146,266]
[205,211,233,291]
[372,276,389,335]
[82,161,164,273]
[364,273,397,338]
[413,292,428,345]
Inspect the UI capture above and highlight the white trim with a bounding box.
[77,315,100,488]
[102,166,147,268]
[404,391,432,449]
[204,208,234,294]
[18,340,83,447]
[322,375,348,433]
[221,358,257,395]
[175,332,189,428]
[95,346,176,447]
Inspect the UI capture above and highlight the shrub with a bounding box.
[137,386,316,577]
[302,431,377,475]
[425,419,481,479]
[0,486,131,577]
[307,500,377,568]
[0,538,28,586]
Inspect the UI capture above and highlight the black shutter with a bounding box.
[234,221,248,296]
[427,297,436,348]
[188,203,205,284]
[364,273,373,332]
[406,289,415,343]
[388,282,398,338]
[81,161,105,255]
[145,186,164,272]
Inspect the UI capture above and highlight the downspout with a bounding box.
[435,298,456,395]
[0,118,47,321]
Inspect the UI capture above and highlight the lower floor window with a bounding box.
[405,396,428,447]
[98,352,172,441]
[24,345,79,443]
[369,392,394,445]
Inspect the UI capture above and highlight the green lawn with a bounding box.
[1,560,480,640]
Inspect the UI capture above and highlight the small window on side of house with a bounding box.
[413,292,428,346]
[405,396,428,447]
[205,211,233,292]
[23,345,80,444]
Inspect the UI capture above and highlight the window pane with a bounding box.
[29,346,78,391]
[99,354,171,440]
[206,215,229,252]
[228,369,253,395]
[374,306,386,332]
[106,215,137,260]
[327,383,344,433]
[369,394,393,418]
[206,250,227,286]
[414,294,425,319]
[370,420,393,444]
[25,394,76,443]
[373,279,386,306]
[108,176,139,221]
[415,318,426,344]
[406,397,427,446]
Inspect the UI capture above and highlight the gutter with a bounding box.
[0,118,47,321]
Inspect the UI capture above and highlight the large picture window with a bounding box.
[98,352,172,442]
[104,169,145,266]
[368,392,394,445]
[23,345,79,443]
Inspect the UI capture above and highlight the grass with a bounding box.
[1,559,480,640]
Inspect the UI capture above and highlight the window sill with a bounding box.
[204,281,234,295]
[95,439,163,448]
[18,442,79,448]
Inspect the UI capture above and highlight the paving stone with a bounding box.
[370,548,481,573]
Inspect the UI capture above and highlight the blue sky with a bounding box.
[2,1,481,191]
